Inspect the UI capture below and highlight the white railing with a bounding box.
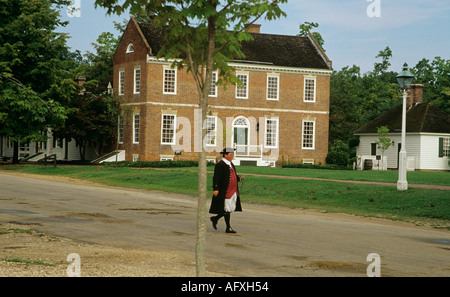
[234,144,262,158]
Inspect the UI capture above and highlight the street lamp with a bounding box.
[396,63,415,191]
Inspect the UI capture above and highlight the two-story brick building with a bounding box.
[113,17,332,166]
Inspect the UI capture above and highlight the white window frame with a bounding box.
[266,74,279,101]
[264,118,279,148]
[163,66,177,95]
[443,137,450,157]
[303,77,316,103]
[161,114,176,145]
[126,43,134,53]
[302,120,315,150]
[205,116,217,146]
[209,71,218,97]
[134,66,141,94]
[236,72,249,99]
[118,70,124,96]
[133,113,140,144]
[118,115,124,144]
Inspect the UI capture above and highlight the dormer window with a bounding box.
[126,43,135,53]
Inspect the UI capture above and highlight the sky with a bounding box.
[58,0,450,74]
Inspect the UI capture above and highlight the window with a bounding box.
[119,70,124,95]
[265,118,279,148]
[133,114,140,144]
[304,77,316,102]
[118,115,124,144]
[134,67,141,94]
[163,67,177,94]
[302,120,315,149]
[205,116,217,146]
[439,137,450,157]
[267,75,279,100]
[236,73,248,99]
[126,43,134,53]
[161,114,176,144]
[209,71,218,97]
[371,143,377,156]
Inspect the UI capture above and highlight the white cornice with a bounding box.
[146,55,333,76]
[122,101,329,115]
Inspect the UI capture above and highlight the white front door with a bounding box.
[232,117,249,155]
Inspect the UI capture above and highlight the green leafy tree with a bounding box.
[95,0,287,276]
[59,81,120,160]
[375,126,391,170]
[0,0,70,93]
[50,31,121,161]
[329,47,402,147]
[329,65,363,144]
[83,32,120,84]
[0,0,71,162]
[298,21,325,50]
[412,57,450,114]
[0,77,66,163]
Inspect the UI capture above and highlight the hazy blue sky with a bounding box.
[58,0,450,73]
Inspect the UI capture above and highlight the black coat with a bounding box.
[209,160,242,214]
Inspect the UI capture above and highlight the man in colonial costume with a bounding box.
[209,147,244,233]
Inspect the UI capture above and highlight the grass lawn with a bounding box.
[1,164,449,228]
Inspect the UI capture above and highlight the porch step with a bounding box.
[91,150,125,164]
[240,160,258,166]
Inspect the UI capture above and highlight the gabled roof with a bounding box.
[136,20,332,70]
[354,103,450,134]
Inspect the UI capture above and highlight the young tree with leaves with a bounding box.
[375,126,391,170]
[94,0,287,276]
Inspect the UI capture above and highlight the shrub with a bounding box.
[102,160,215,168]
[282,162,351,170]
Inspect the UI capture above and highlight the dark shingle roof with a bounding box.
[137,21,331,70]
[239,32,330,69]
[354,103,450,134]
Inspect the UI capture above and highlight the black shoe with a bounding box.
[226,228,236,234]
[210,217,218,230]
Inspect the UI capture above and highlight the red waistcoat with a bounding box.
[225,165,238,199]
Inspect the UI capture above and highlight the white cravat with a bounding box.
[222,158,232,167]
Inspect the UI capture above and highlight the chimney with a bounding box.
[407,84,424,108]
[75,76,86,86]
[247,23,261,34]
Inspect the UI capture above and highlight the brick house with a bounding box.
[113,17,332,166]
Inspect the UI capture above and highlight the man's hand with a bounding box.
[213,190,219,197]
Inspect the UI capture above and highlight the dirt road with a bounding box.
[0,171,449,277]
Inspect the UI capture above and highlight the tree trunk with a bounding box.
[12,141,19,164]
[78,141,86,161]
[196,91,208,277]
[195,16,216,277]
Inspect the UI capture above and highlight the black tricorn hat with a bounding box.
[220,147,235,154]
